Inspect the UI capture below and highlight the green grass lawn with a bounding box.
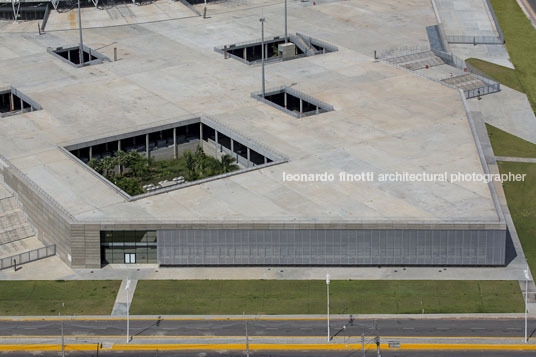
[499,162,536,276]
[486,123,536,158]
[465,58,524,93]
[490,0,536,112]
[130,280,524,315]
[0,281,121,315]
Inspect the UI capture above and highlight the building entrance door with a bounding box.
[124,253,136,264]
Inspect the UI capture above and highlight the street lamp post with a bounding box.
[126,279,131,343]
[326,272,330,342]
[525,268,530,343]
[260,17,266,98]
[77,0,84,67]
[284,0,288,43]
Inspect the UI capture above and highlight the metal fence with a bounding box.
[465,83,501,99]
[446,35,503,45]
[0,244,56,270]
[376,45,430,59]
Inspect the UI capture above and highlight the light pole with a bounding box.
[59,302,65,357]
[126,279,131,343]
[326,272,330,342]
[525,268,530,343]
[77,0,84,67]
[260,17,266,98]
[284,0,288,43]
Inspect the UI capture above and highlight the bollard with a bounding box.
[114,47,117,61]
[203,7,207,19]
[373,50,376,60]
[223,45,228,59]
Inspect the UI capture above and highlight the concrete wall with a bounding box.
[158,228,507,266]
[202,139,247,169]
[1,167,73,266]
[149,140,200,161]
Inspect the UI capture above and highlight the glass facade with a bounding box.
[100,231,157,265]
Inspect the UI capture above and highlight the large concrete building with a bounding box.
[0,0,507,268]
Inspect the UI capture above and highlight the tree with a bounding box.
[88,159,103,174]
[100,156,117,177]
[184,150,196,180]
[114,150,128,176]
[220,154,237,173]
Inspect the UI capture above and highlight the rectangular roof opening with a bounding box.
[48,45,109,68]
[252,86,334,118]
[0,87,41,117]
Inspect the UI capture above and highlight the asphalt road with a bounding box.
[0,318,534,339]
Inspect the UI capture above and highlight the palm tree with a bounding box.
[220,154,236,173]
[114,150,128,176]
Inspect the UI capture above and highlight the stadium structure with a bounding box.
[0,0,508,268]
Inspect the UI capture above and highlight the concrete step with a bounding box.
[0,196,18,212]
[0,236,44,259]
[385,51,445,71]
[292,35,314,56]
[0,210,26,231]
[0,224,35,245]
[441,73,486,91]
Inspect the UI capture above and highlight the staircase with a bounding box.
[291,34,317,56]
[384,51,445,71]
[441,73,486,91]
[0,181,43,259]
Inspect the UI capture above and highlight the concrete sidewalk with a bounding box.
[0,312,531,320]
[111,279,138,316]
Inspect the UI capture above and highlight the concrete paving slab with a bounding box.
[467,85,536,144]
[435,0,499,38]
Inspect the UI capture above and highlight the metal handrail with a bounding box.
[0,244,56,270]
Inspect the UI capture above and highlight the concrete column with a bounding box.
[20,98,23,112]
[316,106,319,114]
[247,147,251,167]
[145,134,150,158]
[117,140,121,152]
[299,98,303,114]
[173,127,177,159]
[68,50,71,62]
[199,123,203,148]
[264,156,267,164]
[243,47,247,60]
[284,92,287,108]
[230,139,234,155]
[89,146,93,160]
[10,93,14,111]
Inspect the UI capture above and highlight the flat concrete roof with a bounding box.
[0,0,500,224]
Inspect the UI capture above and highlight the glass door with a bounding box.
[124,253,136,264]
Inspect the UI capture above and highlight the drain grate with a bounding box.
[215,33,337,65]
[252,86,333,118]
[0,87,41,117]
[48,45,110,68]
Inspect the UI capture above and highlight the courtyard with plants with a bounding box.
[88,146,239,196]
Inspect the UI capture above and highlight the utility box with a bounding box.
[278,43,296,59]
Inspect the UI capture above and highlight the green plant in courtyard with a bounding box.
[88,147,239,196]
